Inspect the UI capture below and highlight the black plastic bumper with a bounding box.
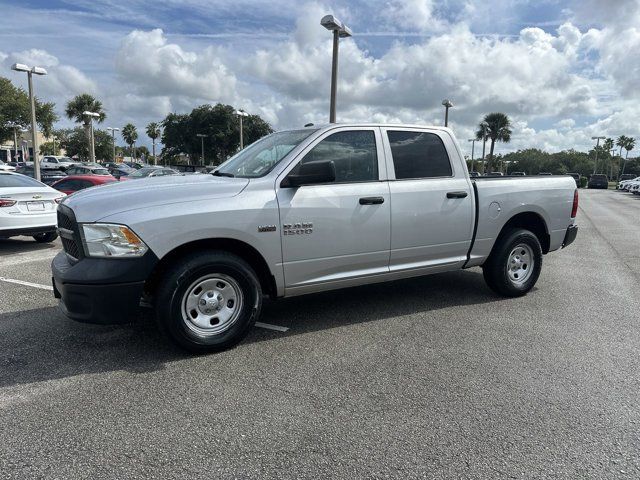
[52,250,158,324]
[1,225,57,238]
[562,225,578,248]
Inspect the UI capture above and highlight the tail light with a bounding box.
[0,199,17,208]
[570,189,579,218]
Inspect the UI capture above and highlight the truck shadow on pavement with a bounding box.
[0,269,507,389]
[0,238,59,256]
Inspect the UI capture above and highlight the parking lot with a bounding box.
[0,189,639,478]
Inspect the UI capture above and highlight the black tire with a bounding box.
[33,232,58,243]
[482,228,543,297]
[155,251,262,353]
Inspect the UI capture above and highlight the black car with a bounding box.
[15,166,67,185]
[588,174,609,189]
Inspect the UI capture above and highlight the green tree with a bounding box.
[476,113,512,172]
[121,124,138,159]
[160,104,273,165]
[0,76,58,143]
[620,136,636,176]
[59,127,112,161]
[65,93,106,126]
[146,122,161,161]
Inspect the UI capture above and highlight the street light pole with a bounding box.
[11,63,47,181]
[235,110,249,149]
[442,99,453,127]
[83,111,100,163]
[107,127,119,163]
[480,122,489,173]
[467,139,476,172]
[321,15,352,123]
[52,136,57,155]
[591,136,605,174]
[196,134,207,165]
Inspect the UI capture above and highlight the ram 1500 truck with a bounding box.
[52,124,578,352]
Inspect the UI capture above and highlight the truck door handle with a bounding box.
[359,196,385,205]
[446,191,468,199]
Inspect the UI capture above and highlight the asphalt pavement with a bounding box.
[0,189,639,479]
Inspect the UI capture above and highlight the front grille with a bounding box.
[57,206,83,261]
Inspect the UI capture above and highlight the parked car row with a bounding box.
[618,176,640,194]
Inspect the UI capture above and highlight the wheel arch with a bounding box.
[144,238,278,299]
[495,212,550,254]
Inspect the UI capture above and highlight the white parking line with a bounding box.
[255,322,289,332]
[0,277,290,332]
[0,277,53,291]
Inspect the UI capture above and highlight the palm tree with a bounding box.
[146,122,161,163]
[121,124,138,160]
[476,113,512,172]
[65,94,106,126]
[620,136,636,176]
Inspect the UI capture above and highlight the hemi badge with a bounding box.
[258,225,277,233]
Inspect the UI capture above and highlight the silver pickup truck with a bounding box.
[52,124,578,352]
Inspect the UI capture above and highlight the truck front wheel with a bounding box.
[482,228,543,297]
[155,251,262,353]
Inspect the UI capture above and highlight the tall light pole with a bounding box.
[106,127,119,163]
[442,99,453,127]
[321,15,352,123]
[83,111,100,163]
[467,139,476,172]
[235,110,249,150]
[52,136,57,155]
[196,134,207,165]
[591,136,605,174]
[11,63,47,181]
[7,122,21,162]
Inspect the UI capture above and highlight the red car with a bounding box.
[51,175,117,195]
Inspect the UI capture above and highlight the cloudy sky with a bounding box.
[1,0,639,156]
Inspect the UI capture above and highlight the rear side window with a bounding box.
[387,131,452,179]
[294,130,378,183]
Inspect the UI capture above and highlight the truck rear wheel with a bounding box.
[155,251,262,353]
[482,228,542,297]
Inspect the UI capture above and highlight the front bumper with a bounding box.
[562,224,578,248]
[52,250,158,324]
[0,225,57,238]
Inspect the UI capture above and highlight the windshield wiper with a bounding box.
[212,170,235,178]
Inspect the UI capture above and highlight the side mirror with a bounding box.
[282,160,336,187]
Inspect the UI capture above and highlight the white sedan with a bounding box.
[0,160,16,172]
[0,171,65,242]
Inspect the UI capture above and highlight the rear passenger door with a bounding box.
[382,128,474,272]
[277,128,390,291]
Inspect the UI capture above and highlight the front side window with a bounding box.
[387,131,452,179]
[292,130,378,183]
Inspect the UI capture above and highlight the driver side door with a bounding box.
[276,127,391,294]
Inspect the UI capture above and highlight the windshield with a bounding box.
[0,173,43,187]
[215,129,318,178]
[130,167,158,178]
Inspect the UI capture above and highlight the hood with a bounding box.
[64,174,249,222]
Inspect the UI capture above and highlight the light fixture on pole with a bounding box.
[196,134,207,165]
[442,99,453,127]
[106,127,120,163]
[83,111,100,163]
[321,14,352,123]
[11,63,47,181]
[591,136,605,174]
[235,110,249,150]
[467,138,476,172]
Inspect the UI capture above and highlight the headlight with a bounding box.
[80,223,148,258]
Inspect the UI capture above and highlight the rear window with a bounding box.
[93,168,110,175]
[0,173,43,188]
[387,131,452,179]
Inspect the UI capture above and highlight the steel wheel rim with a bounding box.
[181,273,243,337]
[506,243,534,285]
